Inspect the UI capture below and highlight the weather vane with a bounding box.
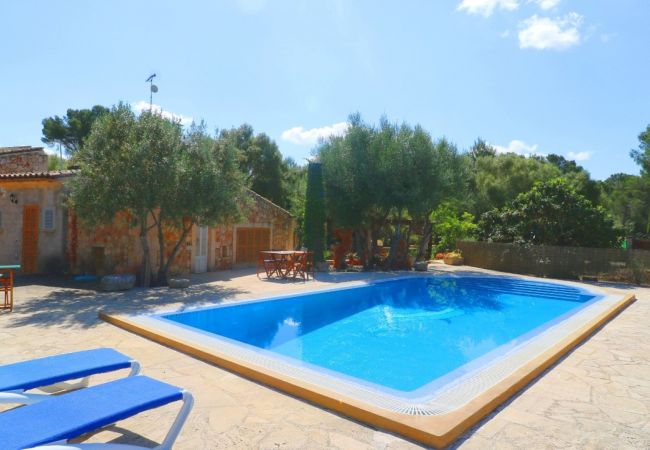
[146,74,158,110]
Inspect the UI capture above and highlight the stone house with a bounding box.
[70,189,296,276]
[0,146,296,275]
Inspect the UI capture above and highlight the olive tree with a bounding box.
[70,104,245,286]
[319,114,391,269]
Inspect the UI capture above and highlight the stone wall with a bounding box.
[71,211,142,275]
[70,190,295,276]
[0,179,68,273]
[0,147,48,174]
[71,212,192,277]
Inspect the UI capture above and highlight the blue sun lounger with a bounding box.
[0,375,193,450]
[0,348,140,406]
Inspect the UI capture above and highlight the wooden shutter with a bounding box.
[22,205,40,274]
[236,227,271,264]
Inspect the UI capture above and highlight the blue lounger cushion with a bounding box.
[0,348,133,392]
[0,375,184,450]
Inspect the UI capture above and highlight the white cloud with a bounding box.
[492,140,544,157]
[131,101,193,126]
[518,13,583,50]
[458,0,519,17]
[281,122,349,145]
[500,30,511,38]
[534,0,560,10]
[567,151,592,161]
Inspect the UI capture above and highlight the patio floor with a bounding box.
[1,265,649,449]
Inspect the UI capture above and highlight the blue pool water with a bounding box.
[161,276,599,393]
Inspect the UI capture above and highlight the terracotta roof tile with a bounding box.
[0,169,78,180]
[0,169,293,217]
[0,146,45,156]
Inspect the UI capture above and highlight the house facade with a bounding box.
[70,189,296,276]
[0,146,295,276]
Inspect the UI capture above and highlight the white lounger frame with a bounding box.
[0,360,141,406]
[27,390,194,450]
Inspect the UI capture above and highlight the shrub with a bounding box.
[478,178,620,248]
[430,203,477,252]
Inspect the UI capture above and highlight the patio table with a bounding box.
[258,251,308,280]
[0,265,20,312]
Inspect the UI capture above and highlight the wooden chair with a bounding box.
[277,252,295,279]
[257,252,278,279]
[0,270,13,311]
[292,252,312,281]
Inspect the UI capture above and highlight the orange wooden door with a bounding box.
[22,205,39,274]
[236,227,270,264]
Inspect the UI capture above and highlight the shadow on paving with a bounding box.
[4,282,245,330]
[75,426,159,448]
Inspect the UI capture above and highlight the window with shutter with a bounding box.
[42,208,55,231]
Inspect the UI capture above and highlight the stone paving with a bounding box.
[1,265,649,449]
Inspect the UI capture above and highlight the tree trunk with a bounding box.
[360,227,373,270]
[156,217,166,286]
[159,222,193,285]
[417,220,433,262]
[139,218,152,287]
[387,209,403,269]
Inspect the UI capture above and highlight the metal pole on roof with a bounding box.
[145,73,158,111]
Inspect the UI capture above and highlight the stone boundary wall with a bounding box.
[457,240,650,285]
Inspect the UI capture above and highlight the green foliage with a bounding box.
[546,153,600,204]
[70,104,246,286]
[217,124,288,207]
[166,123,246,229]
[319,114,465,267]
[284,158,307,245]
[600,173,650,235]
[467,138,496,161]
[303,162,326,262]
[478,178,619,248]
[546,154,582,174]
[319,113,382,231]
[469,153,561,215]
[41,105,109,156]
[630,124,650,175]
[47,154,67,171]
[430,203,477,252]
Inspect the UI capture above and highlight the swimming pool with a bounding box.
[103,273,633,447]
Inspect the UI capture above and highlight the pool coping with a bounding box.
[100,276,635,449]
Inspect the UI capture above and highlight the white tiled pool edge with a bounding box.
[105,274,625,416]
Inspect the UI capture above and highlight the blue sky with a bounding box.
[1,0,648,180]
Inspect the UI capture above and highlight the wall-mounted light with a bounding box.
[9,193,18,204]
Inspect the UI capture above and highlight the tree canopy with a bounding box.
[468,153,560,215]
[303,162,326,263]
[318,114,465,267]
[430,202,477,252]
[630,124,650,175]
[467,138,497,161]
[217,124,289,208]
[600,173,650,235]
[477,178,619,248]
[41,105,109,156]
[70,104,246,286]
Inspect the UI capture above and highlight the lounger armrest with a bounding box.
[159,390,194,449]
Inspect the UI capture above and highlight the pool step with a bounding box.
[430,278,592,303]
